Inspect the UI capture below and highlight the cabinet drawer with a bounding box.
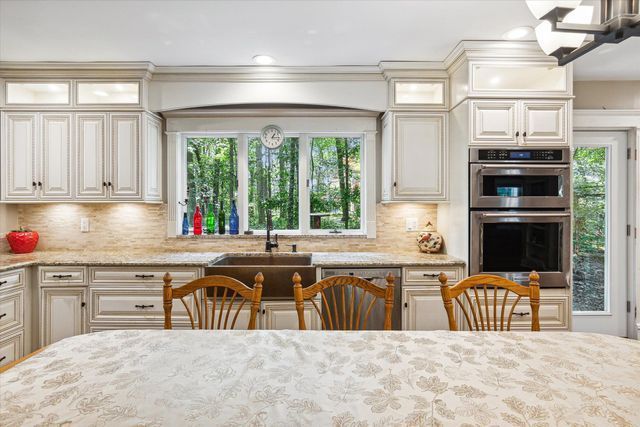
[0,290,24,334]
[39,266,86,285]
[404,267,459,285]
[509,295,569,330]
[89,267,199,285]
[0,269,24,293]
[0,330,24,368]
[90,287,195,324]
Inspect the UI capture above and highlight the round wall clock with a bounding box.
[260,125,284,149]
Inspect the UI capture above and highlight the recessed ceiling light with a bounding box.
[252,55,275,65]
[502,26,533,40]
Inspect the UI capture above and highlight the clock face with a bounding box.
[260,125,284,149]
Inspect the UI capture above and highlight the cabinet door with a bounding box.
[1,113,37,200]
[471,100,518,144]
[402,287,453,331]
[144,115,162,201]
[40,113,73,199]
[261,301,321,330]
[393,113,447,200]
[110,114,141,199]
[76,114,108,199]
[520,100,568,145]
[40,287,86,346]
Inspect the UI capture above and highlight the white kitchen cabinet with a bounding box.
[76,113,108,199]
[470,99,569,146]
[402,286,454,331]
[382,112,448,201]
[261,301,321,330]
[40,287,87,346]
[1,112,38,199]
[143,114,162,201]
[0,330,24,368]
[110,113,141,199]
[40,113,73,199]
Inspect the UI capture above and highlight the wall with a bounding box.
[13,203,438,254]
[574,81,640,110]
[0,205,18,252]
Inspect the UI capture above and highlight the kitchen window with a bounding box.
[184,133,366,235]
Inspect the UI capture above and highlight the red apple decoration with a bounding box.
[6,227,39,254]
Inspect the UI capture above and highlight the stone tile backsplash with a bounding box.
[14,203,438,254]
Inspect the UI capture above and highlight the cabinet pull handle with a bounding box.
[53,274,72,279]
[134,304,154,309]
[0,313,6,319]
[135,274,155,279]
[422,273,439,278]
[103,182,107,187]
[38,181,42,188]
[108,182,112,187]
[32,181,37,188]
[0,281,7,286]
[393,182,397,187]
[515,131,520,137]
[513,311,530,317]
[523,132,527,138]
[404,302,408,308]
[81,302,86,308]
[262,309,266,314]
[0,356,6,363]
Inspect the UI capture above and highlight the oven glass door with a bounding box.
[470,164,570,208]
[471,212,570,287]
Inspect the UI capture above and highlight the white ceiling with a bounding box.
[0,0,638,80]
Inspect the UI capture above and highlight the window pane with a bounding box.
[572,147,606,312]
[248,137,299,230]
[186,137,238,229]
[309,137,361,230]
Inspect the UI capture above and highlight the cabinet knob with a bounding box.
[523,132,527,138]
[515,131,520,137]
[103,182,107,187]
[38,181,42,187]
[81,302,86,308]
[393,182,397,187]
[404,302,408,308]
[108,182,112,187]
[32,181,37,188]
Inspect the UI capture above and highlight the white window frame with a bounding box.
[179,130,374,237]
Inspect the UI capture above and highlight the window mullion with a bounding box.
[237,133,249,234]
[299,134,310,234]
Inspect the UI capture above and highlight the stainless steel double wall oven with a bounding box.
[469,147,571,288]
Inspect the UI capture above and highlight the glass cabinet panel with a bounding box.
[472,64,567,93]
[6,82,70,104]
[394,81,444,105]
[77,82,140,104]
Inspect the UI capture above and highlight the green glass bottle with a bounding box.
[206,202,216,234]
[218,200,226,235]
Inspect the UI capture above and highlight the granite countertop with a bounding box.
[0,250,465,273]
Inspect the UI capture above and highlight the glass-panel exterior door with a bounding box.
[572,131,627,336]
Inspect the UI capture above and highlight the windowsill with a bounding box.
[173,233,369,240]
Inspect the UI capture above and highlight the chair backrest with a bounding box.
[163,272,263,330]
[292,272,395,331]
[438,271,540,331]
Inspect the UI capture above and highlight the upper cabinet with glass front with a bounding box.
[469,62,570,97]
[5,82,71,105]
[390,79,448,110]
[76,82,140,106]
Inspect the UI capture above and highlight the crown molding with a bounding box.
[378,61,448,80]
[152,65,384,82]
[443,40,556,70]
[0,61,155,79]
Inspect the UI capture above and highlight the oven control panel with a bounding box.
[478,149,564,162]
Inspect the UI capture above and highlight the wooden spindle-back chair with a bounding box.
[292,272,395,331]
[163,272,263,330]
[438,271,540,331]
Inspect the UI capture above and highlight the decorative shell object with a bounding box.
[417,222,443,253]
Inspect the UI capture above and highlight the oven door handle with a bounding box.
[480,212,571,218]
[479,164,569,169]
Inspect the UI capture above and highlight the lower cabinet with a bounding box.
[261,300,321,330]
[0,268,27,368]
[0,330,24,368]
[40,287,87,346]
[402,286,454,331]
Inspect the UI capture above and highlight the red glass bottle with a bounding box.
[193,205,203,235]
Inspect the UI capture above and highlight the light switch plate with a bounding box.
[405,217,418,231]
[80,218,90,233]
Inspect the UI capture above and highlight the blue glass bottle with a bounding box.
[229,200,239,235]
[181,212,190,235]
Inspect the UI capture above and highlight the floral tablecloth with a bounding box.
[1,329,639,426]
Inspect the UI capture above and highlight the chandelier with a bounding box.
[526,0,640,65]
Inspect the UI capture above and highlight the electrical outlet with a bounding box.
[405,217,418,231]
[80,218,90,233]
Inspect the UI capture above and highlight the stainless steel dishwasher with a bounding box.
[320,268,402,330]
